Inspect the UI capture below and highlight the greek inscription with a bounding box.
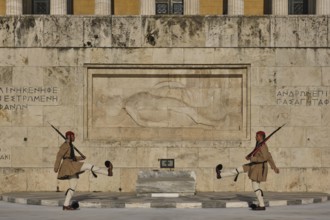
[0,86,59,111]
[0,154,10,160]
[0,148,11,161]
[276,87,329,106]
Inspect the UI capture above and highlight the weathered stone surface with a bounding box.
[11,106,43,126]
[136,147,167,168]
[238,17,271,47]
[0,168,27,192]
[12,67,44,86]
[256,67,323,87]
[322,67,330,86]
[120,168,138,192]
[14,48,59,67]
[0,67,13,85]
[43,16,84,47]
[136,170,196,194]
[167,148,198,168]
[205,16,239,47]
[275,48,319,67]
[321,107,330,126]
[83,17,112,48]
[183,48,214,64]
[112,16,142,47]
[142,16,205,47]
[289,107,322,126]
[11,146,43,167]
[14,16,43,47]
[289,148,322,168]
[198,148,230,168]
[251,86,277,106]
[0,16,330,48]
[306,127,330,148]
[0,127,27,147]
[0,17,15,47]
[258,105,290,127]
[276,127,306,148]
[25,168,57,191]
[195,168,214,192]
[271,16,328,47]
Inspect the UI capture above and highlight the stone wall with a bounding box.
[0,15,329,194]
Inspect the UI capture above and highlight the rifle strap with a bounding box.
[69,142,76,161]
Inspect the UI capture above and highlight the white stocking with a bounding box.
[80,163,108,176]
[252,181,265,207]
[220,166,244,178]
[64,177,78,206]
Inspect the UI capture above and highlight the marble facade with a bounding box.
[0,15,330,194]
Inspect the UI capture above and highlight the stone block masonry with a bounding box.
[0,15,329,194]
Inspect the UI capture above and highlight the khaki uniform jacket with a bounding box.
[54,142,84,180]
[243,143,276,182]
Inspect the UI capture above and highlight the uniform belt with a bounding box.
[247,161,267,176]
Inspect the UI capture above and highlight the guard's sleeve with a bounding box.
[54,143,67,172]
[266,147,277,170]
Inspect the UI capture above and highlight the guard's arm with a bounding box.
[54,143,67,173]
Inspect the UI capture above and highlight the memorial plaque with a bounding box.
[85,65,250,141]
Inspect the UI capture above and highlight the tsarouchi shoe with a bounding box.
[63,205,78,211]
[252,205,266,211]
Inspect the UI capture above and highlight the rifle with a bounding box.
[246,123,286,159]
[48,122,86,159]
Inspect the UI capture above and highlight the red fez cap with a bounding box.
[65,131,75,137]
[256,131,265,137]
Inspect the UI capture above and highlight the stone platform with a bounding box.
[1,192,329,209]
[136,170,196,196]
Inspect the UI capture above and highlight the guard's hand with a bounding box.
[245,156,250,160]
[273,167,280,174]
[54,168,58,173]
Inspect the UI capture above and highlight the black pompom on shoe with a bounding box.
[71,201,79,210]
[215,164,223,179]
[105,160,113,176]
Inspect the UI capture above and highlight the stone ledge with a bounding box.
[1,16,329,48]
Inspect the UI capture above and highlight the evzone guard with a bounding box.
[216,126,284,211]
[52,127,113,211]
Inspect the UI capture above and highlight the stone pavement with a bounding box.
[1,192,329,209]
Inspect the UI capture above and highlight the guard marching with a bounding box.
[216,130,280,211]
[54,131,113,211]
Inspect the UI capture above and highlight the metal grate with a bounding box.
[156,3,169,14]
[172,3,183,14]
[33,0,50,14]
[289,0,307,14]
[156,0,183,15]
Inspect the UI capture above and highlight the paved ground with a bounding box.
[1,200,330,220]
[1,191,329,209]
